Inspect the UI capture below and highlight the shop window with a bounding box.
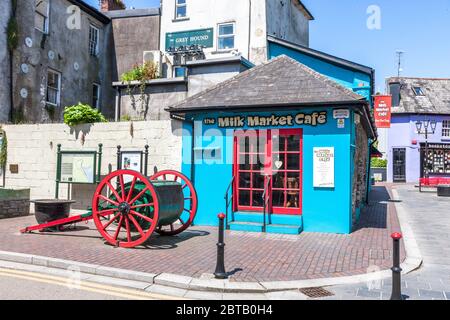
[175,0,187,19]
[46,69,61,107]
[35,0,49,33]
[218,23,235,50]
[443,120,450,138]
[89,25,100,56]
[92,83,101,109]
[422,145,450,176]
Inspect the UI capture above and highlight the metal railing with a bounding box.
[224,176,235,230]
[262,175,272,233]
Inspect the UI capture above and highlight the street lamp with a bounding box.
[416,119,437,178]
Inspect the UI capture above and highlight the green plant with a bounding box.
[120,61,159,119]
[0,128,7,169]
[371,158,387,168]
[11,108,25,124]
[6,16,19,51]
[63,103,107,126]
[120,114,131,121]
[120,61,159,83]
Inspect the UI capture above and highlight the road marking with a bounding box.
[0,268,184,300]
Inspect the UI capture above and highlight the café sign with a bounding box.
[165,28,214,51]
[204,112,328,128]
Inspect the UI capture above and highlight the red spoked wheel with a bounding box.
[92,170,159,248]
[150,170,198,236]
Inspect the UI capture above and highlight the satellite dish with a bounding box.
[73,62,80,71]
[48,50,55,60]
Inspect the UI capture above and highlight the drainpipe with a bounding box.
[247,0,252,61]
[114,86,121,122]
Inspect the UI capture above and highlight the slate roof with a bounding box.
[388,77,450,114]
[166,55,367,113]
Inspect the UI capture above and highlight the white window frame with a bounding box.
[175,0,187,19]
[35,0,50,34]
[93,83,101,109]
[443,120,450,138]
[46,69,61,107]
[217,22,236,51]
[89,25,100,57]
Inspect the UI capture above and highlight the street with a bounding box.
[0,267,177,300]
[322,184,450,300]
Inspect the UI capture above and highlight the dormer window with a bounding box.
[413,86,425,96]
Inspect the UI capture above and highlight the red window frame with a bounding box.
[233,128,303,215]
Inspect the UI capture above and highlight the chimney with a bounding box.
[100,0,125,12]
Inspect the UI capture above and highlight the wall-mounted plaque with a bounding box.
[59,152,96,184]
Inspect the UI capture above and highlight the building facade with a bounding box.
[386,77,450,183]
[160,0,313,76]
[168,56,376,235]
[9,0,117,123]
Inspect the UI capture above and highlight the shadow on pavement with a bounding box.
[353,186,390,231]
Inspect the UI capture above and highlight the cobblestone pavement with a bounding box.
[0,187,403,282]
[322,184,450,300]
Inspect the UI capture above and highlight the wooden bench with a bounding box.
[419,177,450,192]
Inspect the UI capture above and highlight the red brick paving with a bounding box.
[0,186,405,282]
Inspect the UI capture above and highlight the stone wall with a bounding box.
[0,188,30,219]
[352,120,369,228]
[0,0,11,122]
[12,0,115,122]
[2,120,182,210]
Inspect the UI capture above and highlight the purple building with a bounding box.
[386,77,450,183]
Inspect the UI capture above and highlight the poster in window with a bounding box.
[313,147,335,188]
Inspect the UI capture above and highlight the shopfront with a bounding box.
[167,55,376,235]
[420,143,450,177]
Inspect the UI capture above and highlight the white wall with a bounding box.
[3,121,182,209]
[160,0,267,64]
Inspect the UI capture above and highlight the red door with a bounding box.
[234,129,302,215]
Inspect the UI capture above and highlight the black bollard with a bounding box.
[214,213,228,279]
[390,232,403,300]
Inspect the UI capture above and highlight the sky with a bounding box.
[86,0,450,92]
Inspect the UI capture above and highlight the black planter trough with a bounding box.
[31,199,76,225]
[437,185,450,197]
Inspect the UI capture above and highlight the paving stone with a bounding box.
[145,284,187,298]
[223,292,267,300]
[0,185,403,284]
[356,288,382,299]
[184,290,223,300]
[264,290,308,300]
[418,289,445,299]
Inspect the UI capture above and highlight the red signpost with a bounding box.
[374,95,392,128]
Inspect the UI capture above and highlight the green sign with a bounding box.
[165,28,214,50]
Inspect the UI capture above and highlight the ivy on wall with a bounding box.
[120,61,159,120]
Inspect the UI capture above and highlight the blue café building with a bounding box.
[167,37,377,235]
